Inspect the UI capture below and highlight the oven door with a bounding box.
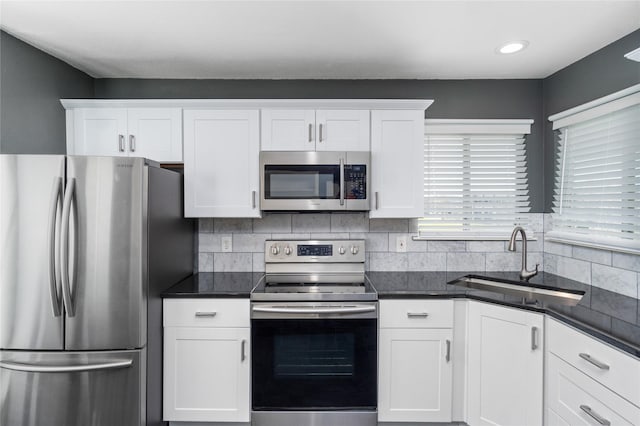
[251,302,377,411]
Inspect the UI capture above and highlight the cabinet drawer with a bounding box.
[163,299,250,328]
[380,300,454,328]
[547,318,640,406]
[547,353,640,425]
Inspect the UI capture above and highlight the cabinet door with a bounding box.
[183,109,261,217]
[127,108,182,162]
[261,109,316,151]
[315,110,370,151]
[163,327,250,422]
[378,328,453,422]
[72,108,128,156]
[370,110,425,218]
[467,301,544,426]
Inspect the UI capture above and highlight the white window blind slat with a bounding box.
[419,130,531,237]
[550,103,640,252]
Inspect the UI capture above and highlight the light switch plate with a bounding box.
[396,236,407,252]
[221,236,233,252]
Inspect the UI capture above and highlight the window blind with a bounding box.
[418,133,531,237]
[550,103,640,252]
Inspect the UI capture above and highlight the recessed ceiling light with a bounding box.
[497,41,529,55]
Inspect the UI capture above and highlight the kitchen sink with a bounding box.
[448,274,585,306]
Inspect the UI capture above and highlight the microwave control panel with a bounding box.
[344,165,367,200]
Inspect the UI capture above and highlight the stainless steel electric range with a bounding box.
[250,239,378,426]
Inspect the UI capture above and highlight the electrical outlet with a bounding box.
[221,236,233,253]
[396,236,407,252]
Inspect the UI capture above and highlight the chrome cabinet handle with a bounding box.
[129,135,136,152]
[579,353,610,370]
[0,359,132,373]
[118,135,125,152]
[445,339,451,362]
[580,405,611,426]
[252,191,257,209]
[375,192,379,210]
[194,311,217,317]
[47,177,63,317]
[531,326,539,350]
[308,123,313,142]
[241,340,247,362]
[407,312,429,318]
[339,157,345,206]
[60,178,75,317]
[319,123,323,142]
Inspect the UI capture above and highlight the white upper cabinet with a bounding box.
[467,301,544,426]
[183,109,261,218]
[69,107,183,162]
[370,109,425,218]
[261,109,370,151]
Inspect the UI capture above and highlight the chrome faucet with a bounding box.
[508,226,539,281]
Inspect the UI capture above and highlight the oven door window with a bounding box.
[251,318,377,410]
[264,165,340,200]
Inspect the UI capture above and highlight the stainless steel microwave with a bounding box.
[260,151,370,211]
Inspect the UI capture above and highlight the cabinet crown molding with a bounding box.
[60,99,434,110]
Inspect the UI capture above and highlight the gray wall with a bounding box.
[0,31,94,155]
[542,29,640,211]
[95,78,545,211]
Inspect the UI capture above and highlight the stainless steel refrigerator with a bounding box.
[0,155,194,426]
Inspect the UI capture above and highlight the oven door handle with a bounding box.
[252,305,376,315]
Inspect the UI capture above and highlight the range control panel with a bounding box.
[265,240,365,263]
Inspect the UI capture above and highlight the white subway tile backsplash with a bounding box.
[407,252,447,271]
[486,252,522,271]
[272,233,311,240]
[233,234,271,252]
[544,253,591,284]
[447,252,485,271]
[252,253,265,273]
[349,232,388,252]
[592,263,638,298]
[573,246,612,266]
[253,214,292,233]
[292,214,331,233]
[429,241,467,252]
[612,252,640,272]
[369,252,408,271]
[198,253,214,272]
[467,241,505,253]
[198,233,225,252]
[544,241,573,257]
[369,219,409,233]
[214,218,252,233]
[213,253,253,272]
[330,213,369,232]
[310,232,351,240]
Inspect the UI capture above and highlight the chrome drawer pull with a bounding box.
[195,311,217,317]
[580,405,611,426]
[579,353,610,370]
[407,312,429,318]
[445,339,451,362]
[531,326,539,350]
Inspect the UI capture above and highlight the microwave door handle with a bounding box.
[339,158,345,206]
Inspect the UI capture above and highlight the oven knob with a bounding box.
[338,246,346,255]
[351,246,359,255]
[270,245,280,255]
[284,246,292,255]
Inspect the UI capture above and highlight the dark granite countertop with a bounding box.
[369,271,640,358]
[162,271,640,358]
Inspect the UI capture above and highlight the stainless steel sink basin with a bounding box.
[448,274,585,306]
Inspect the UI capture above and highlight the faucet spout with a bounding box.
[508,226,539,281]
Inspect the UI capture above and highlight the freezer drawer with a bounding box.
[0,349,145,426]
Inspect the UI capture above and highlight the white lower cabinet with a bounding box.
[545,317,640,426]
[163,299,250,423]
[378,300,453,423]
[467,301,544,426]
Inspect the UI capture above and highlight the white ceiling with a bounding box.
[1,0,639,79]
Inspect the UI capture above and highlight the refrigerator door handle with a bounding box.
[60,177,76,317]
[47,177,63,317]
[0,359,133,373]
